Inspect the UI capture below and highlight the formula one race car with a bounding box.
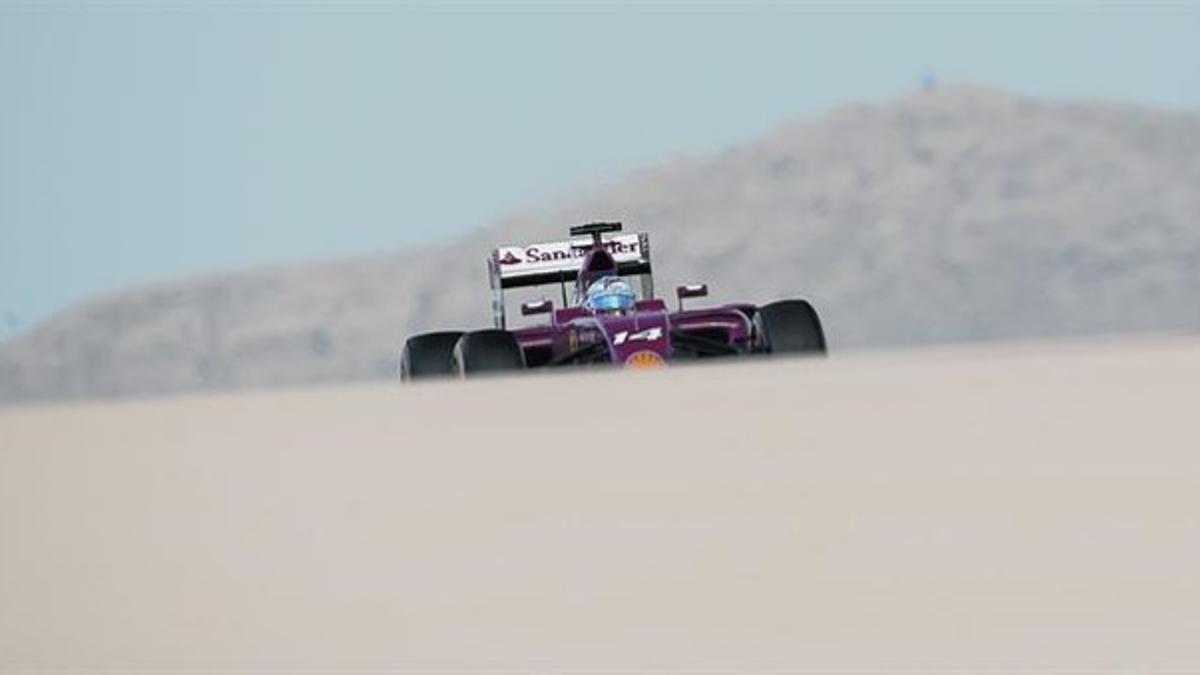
[400,222,825,380]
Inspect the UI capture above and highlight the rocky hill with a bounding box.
[3,85,1199,402]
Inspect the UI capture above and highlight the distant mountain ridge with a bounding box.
[3,85,1200,402]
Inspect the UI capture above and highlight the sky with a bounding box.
[2,1,1199,336]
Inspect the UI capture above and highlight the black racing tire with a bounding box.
[452,330,526,377]
[400,331,463,382]
[753,299,827,356]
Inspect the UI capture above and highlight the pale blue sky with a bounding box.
[2,1,1199,336]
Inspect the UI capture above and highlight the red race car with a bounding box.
[401,222,825,380]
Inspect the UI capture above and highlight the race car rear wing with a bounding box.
[488,229,653,328]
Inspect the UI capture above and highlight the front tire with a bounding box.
[753,299,826,355]
[400,331,463,382]
[452,330,526,377]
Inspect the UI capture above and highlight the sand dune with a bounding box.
[2,336,1199,672]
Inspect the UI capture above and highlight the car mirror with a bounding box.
[675,284,708,311]
[521,299,553,316]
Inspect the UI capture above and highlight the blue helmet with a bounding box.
[583,276,636,314]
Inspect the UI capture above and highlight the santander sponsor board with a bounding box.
[495,234,643,277]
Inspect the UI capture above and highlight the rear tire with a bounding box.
[753,299,827,355]
[400,331,463,382]
[452,330,526,377]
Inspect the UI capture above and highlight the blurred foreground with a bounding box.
[2,336,1199,672]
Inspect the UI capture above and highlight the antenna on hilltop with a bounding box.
[921,68,938,92]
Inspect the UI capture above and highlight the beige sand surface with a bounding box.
[2,337,1199,673]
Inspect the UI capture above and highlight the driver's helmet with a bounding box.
[583,275,636,314]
